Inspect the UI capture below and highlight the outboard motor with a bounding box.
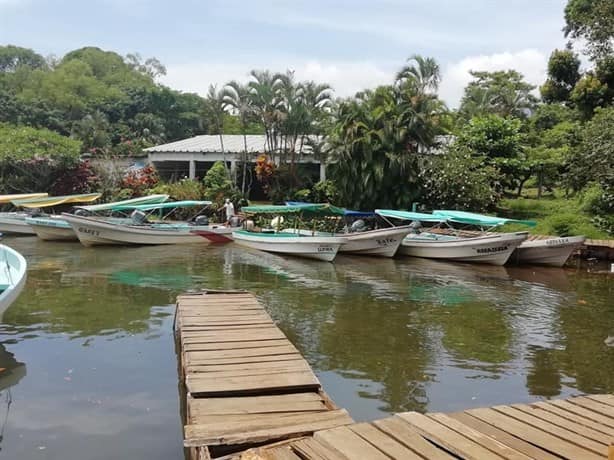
[409,220,422,234]
[229,215,242,227]
[74,208,90,217]
[350,219,366,233]
[193,215,209,226]
[131,209,148,225]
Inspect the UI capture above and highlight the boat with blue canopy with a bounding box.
[25,194,170,241]
[233,204,347,261]
[376,209,528,265]
[433,209,585,267]
[283,202,411,257]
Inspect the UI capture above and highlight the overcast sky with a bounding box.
[1,0,572,107]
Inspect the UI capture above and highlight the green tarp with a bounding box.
[242,203,345,216]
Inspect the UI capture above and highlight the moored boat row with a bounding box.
[0,192,586,266]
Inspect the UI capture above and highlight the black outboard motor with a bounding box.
[350,219,366,233]
[193,215,209,226]
[131,209,148,225]
[74,208,90,217]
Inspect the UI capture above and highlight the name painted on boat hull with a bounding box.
[78,227,101,237]
[476,245,509,254]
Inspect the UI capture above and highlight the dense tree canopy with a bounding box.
[564,0,614,60]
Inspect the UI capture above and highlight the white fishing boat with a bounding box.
[285,202,411,257]
[376,209,528,265]
[25,194,170,241]
[63,200,227,246]
[0,244,27,320]
[433,210,586,267]
[233,204,347,262]
[0,193,101,235]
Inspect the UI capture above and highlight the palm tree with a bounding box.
[222,81,253,194]
[395,55,441,95]
[204,84,231,179]
[247,70,284,160]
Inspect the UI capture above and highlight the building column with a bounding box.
[319,162,326,182]
[188,160,196,179]
[230,160,237,184]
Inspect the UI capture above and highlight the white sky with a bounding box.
[0,0,573,107]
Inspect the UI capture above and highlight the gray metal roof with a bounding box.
[144,135,318,154]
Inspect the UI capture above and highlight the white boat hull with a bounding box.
[0,214,36,235]
[63,214,208,246]
[26,218,77,241]
[398,232,528,265]
[232,231,345,262]
[512,236,585,267]
[0,244,27,320]
[338,226,411,257]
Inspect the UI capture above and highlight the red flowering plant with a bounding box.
[254,154,276,194]
[122,164,159,197]
[50,160,100,195]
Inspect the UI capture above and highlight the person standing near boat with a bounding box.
[223,198,235,226]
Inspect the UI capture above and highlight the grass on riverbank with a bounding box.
[500,189,610,239]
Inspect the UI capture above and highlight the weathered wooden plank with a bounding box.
[186,358,308,373]
[184,409,353,447]
[510,403,613,444]
[185,344,299,358]
[186,370,320,395]
[181,325,279,333]
[314,426,389,460]
[262,445,303,460]
[186,353,304,366]
[181,330,287,343]
[492,405,608,453]
[447,412,560,460]
[531,401,614,436]
[568,396,614,419]
[548,399,614,429]
[291,438,348,460]
[467,407,604,460]
[181,339,288,352]
[396,412,503,460]
[586,394,614,407]
[347,422,423,459]
[186,364,314,380]
[372,417,454,460]
[427,412,532,460]
[188,393,326,417]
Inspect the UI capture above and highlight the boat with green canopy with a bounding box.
[62,200,233,246]
[0,193,102,235]
[25,194,170,241]
[376,209,528,265]
[233,204,348,261]
[433,210,585,267]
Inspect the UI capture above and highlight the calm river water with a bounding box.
[0,236,613,459]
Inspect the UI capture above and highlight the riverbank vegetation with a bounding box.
[0,0,612,236]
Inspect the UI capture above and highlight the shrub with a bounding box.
[312,180,339,204]
[121,164,159,197]
[150,179,204,201]
[203,161,235,205]
[0,123,81,159]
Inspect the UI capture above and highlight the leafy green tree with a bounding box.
[540,49,581,103]
[566,107,614,233]
[0,45,47,72]
[0,123,81,159]
[459,70,537,119]
[570,73,609,119]
[564,0,614,61]
[419,146,501,211]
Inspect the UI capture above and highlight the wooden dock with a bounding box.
[176,291,614,460]
[175,291,353,459]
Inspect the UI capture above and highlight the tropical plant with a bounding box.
[564,0,614,61]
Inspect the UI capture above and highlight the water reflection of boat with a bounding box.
[229,246,339,289]
[0,345,26,392]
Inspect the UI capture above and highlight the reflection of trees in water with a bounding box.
[430,302,513,367]
[526,345,561,397]
[555,275,614,394]
[2,269,173,339]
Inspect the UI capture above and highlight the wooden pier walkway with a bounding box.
[175,291,353,459]
[175,291,614,460]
